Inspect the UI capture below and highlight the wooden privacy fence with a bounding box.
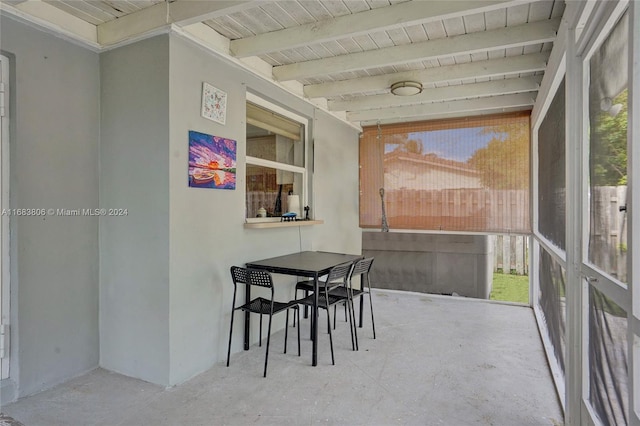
[384,188,529,233]
[494,235,530,275]
[492,186,627,279]
[589,186,627,283]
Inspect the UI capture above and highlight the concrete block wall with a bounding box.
[362,232,494,299]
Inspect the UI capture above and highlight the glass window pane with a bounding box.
[246,164,302,218]
[246,126,303,167]
[588,284,628,425]
[587,11,628,284]
[245,99,306,220]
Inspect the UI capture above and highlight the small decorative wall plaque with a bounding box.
[201,82,227,124]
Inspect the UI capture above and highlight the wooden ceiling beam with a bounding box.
[230,0,528,58]
[304,52,549,98]
[273,18,560,81]
[358,106,532,126]
[98,0,257,46]
[329,77,542,112]
[346,93,536,122]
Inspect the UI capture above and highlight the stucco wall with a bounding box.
[167,35,361,384]
[0,16,362,395]
[99,36,171,385]
[0,16,100,398]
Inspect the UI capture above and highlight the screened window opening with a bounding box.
[538,248,566,377]
[588,285,629,425]
[537,79,566,251]
[245,100,306,220]
[587,10,628,285]
[360,112,531,233]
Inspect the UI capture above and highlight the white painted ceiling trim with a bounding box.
[0,1,100,50]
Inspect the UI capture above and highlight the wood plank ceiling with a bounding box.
[1,0,565,127]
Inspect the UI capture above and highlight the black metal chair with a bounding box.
[295,274,351,328]
[226,266,300,377]
[294,261,356,365]
[295,278,348,324]
[329,257,377,350]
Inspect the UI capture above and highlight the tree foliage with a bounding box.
[387,134,423,155]
[591,89,628,186]
[467,122,530,190]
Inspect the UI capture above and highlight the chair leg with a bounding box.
[284,309,290,354]
[293,296,297,327]
[303,289,309,318]
[345,299,358,351]
[333,305,337,330]
[332,302,347,330]
[263,313,273,378]
[226,292,238,367]
[259,313,263,347]
[359,293,364,328]
[326,309,335,365]
[226,310,235,367]
[368,287,376,339]
[347,295,358,351]
[296,307,301,356]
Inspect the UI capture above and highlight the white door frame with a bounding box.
[0,54,10,380]
[566,1,638,424]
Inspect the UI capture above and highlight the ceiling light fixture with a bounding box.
[390,81,423,96]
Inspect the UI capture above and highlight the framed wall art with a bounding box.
[201,82,227,124]
[188,130,236,190]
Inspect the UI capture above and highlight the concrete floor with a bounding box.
[1,290,564,426]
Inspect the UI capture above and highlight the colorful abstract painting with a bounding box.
[188,130,236,190]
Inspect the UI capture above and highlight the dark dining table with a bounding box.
[245,251,363,366]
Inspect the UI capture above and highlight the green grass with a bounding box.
[490,273,529,304]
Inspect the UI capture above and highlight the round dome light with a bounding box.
[390,81,423,96]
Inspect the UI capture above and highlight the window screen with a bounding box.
[588,285,628,425]
[538,248,566,375]
[587,10,628,284]
[537,79,566,250]
[360,112,531,233]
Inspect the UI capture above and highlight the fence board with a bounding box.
[494,234,529,275]
[385,188,529,233]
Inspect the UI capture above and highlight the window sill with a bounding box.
[244,220,324,229]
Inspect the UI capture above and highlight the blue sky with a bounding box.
[385,127,501,162]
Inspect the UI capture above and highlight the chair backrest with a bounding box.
[230,266,274,289]
[248,269,274,289]
[350,257,374,278]
[325,261,354,285]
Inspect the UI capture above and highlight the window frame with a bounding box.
[245,92,309,223]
